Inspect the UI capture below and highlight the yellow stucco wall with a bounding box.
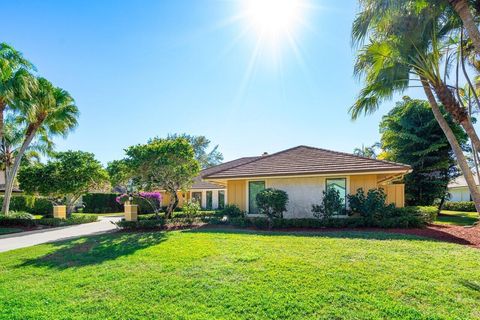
[224,174,405,211]
[160,191,188,207]
[227,180,247,211]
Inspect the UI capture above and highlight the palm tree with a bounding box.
[0,114,53,188]
[353,143,379,158]
[447,0,480,55]
[2,78,79,214]
[0,43,35,142]
[352,0,480,212]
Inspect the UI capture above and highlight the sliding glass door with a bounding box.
[248,181,265,214]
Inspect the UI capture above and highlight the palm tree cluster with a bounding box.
[352,0,480,212]
[0,43,79,215]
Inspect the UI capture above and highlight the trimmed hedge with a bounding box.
[0,196,53,216]
[443,201,476,212]
[82,193,123,213]
[0,213,98,228]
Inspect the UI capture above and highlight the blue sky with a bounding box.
[1,0,423,164]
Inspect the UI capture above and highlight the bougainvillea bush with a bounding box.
[116,192,163,216]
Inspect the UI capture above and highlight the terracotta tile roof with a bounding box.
[203,146,411,179]
[190,156,260,189]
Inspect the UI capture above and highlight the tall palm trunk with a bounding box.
[449,0,480,56]
[2,129,36,214]
[422,79,480,213]
[0,100,5,148]
[432,82,480,154]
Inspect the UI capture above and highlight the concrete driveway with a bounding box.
[0,216,122,253]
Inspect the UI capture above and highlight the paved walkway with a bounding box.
[0,216,122,253]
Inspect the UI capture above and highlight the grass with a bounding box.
[0,230,479,319]
[436,210,479,226]
[0,227,22,235]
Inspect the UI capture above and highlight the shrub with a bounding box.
[220,204,245,218]
[32,198,53,216]
[256,188,288,229]
[182,201,201,217]
[0,196,53,216]
[312,188,345,219]
[348,188,395,221]
[6,211,35,220]
[0,216,37,227]
[115,218,166,230]
[443,201,476,212]
[83,193,123,213]
[38,214,98,227]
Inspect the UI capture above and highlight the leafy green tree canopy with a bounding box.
[167,134,223,169]
[379,97,468,205]
[18,151,109,214]
[125,137,200,218]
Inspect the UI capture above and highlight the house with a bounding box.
[200,146,411,218]
[447,175,479,202]
[159,156,260,210]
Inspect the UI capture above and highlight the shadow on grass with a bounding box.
[436,213,479,226]
[460,280,480,292]
[185,225,475,246]
[17,231,168,269]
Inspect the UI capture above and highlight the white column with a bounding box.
[212,190,219,209]
[201,191,207,209]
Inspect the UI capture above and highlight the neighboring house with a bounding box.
[201,145,411,218]
[160,157,260,210]
[0,171,21,194]
[447,175,479,202]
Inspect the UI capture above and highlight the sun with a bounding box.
[243,0,306,45]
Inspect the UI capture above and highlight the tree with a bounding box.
[353,143,380,158]
[0,113,53,184]
[447,0,480,55]
[18,151,109,215]
[106,159,132,192]
[352,0,480,212]
[125,137,200,218]
[167,134,223,168]
[2,78,79,214]
[380,97,468,205]
[0,43,36,142]
[256,188,288,229]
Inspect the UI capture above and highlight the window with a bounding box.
[325,178,347,214]
[248,181,265,214]
[218,190,225,209]
[192,192,202,206]
[206,191,213,210]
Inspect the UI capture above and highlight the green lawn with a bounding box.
[436,210,479,226]
[0,230,479,319]
[0,227,22,235]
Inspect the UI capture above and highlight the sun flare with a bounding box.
[243,0,306,44]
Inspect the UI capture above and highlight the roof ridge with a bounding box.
[201,156,260,177]
[202,146,307,178]
[298,145,411,169]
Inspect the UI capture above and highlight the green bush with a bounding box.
[0,216,37,227]
[38,214,98,227]
[312,188,346,218]
[443,201,476,212]
[31,198,53,216]
[220,204,245,218]
[256,188,289,219]
[0,196,53,216]
[6,211,35,220]
[182,201,201,217]
[115,218,165,230]
[347,188,396,223]
[83,193,123,213]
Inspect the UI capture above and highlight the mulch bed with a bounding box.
[198,224,480,249]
